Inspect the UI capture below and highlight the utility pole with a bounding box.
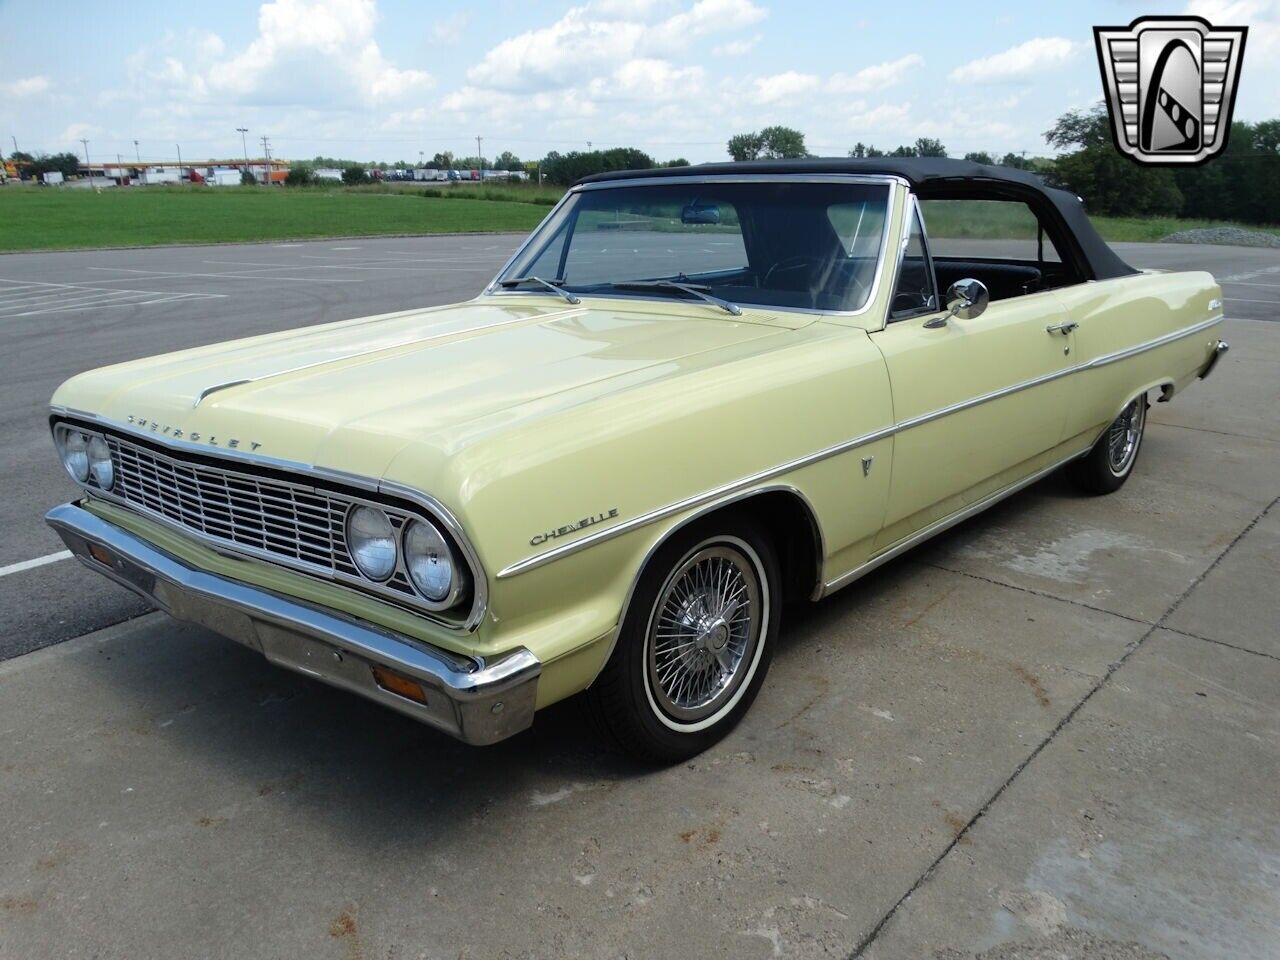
[79,138,91,187]
[476,135,482,182]
[260,135,271,186]
[176,143,183,183]
[10,135,17,155]
[236,127,249,181]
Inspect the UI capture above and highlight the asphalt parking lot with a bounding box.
[0,236,1276,959]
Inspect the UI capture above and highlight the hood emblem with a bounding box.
[127,415,262,452]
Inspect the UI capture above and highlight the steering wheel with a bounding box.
[762,256,822,288]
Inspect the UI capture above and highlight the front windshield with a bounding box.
[495,179,892,313]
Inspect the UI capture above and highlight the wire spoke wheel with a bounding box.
[645,542,763,725]
[1107,396,1146,475]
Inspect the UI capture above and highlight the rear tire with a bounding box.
[1067,393,1148,495]
[586,515,780,764]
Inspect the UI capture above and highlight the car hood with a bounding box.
[53,296,804,477]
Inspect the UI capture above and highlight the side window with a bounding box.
[917,198,1082,300]
[890,207,937,319]
[920,199,1063,263]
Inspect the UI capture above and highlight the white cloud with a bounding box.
[1,75,50,98]
[120,0,431,109]
[1185,0,1280,53]
[752,71,820,104]
[846,102,913,131]
[828,54,923,94]
[948,37,1078,83]
[430,13,470,45]
[467,0,765,91]
[589,59,705,101]
[713,34,760,56]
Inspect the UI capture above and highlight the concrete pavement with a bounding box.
[0,238,1276,959]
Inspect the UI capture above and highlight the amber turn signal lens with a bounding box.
[88,542,114,567]
[371,665,428,705]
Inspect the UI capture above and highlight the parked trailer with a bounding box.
[208,169,242,186]
[139,167,181,186]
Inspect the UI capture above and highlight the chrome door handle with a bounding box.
[1046,320,1078,335]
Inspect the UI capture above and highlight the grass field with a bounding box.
[3,182,1278,252]
[0,185,552,251]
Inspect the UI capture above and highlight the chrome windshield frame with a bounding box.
[483,173,908,319]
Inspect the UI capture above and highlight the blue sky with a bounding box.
[1,0,1275,165]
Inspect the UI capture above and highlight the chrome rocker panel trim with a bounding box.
[46,503,539,745]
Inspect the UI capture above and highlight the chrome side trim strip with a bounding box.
[1085,315,1222,369]
[818,446,1091,596]
[48,407,490,632]
[496,423,897,579]
[497,314,1223,578]
[46,503,538,745]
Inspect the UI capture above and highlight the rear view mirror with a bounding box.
[681,203,721,225]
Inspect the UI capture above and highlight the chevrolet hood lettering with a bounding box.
[126,415,262,451]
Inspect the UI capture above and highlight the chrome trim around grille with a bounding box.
[49,409,488,631]
[46,503,538,745]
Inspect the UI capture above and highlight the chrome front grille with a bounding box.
[104,433,422,601]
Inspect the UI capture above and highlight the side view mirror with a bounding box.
[925,278,989,327]
[946,278,989,319]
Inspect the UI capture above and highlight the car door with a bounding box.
[870,198,1075,551]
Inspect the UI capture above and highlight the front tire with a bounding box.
[586,515,780,763]
[1067,393,1148,495]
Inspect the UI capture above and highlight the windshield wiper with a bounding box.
[497,275,580,305]
[602,280,742,316]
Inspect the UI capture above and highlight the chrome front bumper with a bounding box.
[46,503,540,745]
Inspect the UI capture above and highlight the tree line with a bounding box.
[723,113,1280,225]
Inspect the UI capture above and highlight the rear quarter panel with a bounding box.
[1054,270,1224,445]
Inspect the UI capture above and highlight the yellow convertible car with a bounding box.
[46,159,1227,761]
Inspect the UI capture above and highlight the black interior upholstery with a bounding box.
[934,258,1043,301]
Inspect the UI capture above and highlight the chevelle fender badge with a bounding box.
[530,508,620,546]
[127,414,262,451]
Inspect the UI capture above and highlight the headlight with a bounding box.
[404,519,466,605]
[60,429,90,482]
[87,435,114,490]
[345,506,397,581]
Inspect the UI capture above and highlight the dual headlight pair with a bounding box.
[346,505,466,608]
[57,427,114,490]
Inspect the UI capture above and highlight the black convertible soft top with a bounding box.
[577,157,1136,281]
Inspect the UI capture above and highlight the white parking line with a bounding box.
[0,551,71,578]
[1223,281,1280,288]
[87,266,363,284]
[0,279,225,318]
[1225,297,1280,304]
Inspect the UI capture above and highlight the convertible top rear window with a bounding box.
[497,180,892,313]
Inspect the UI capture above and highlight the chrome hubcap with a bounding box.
[647,543,762,724]
[1107,396,1146,475]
